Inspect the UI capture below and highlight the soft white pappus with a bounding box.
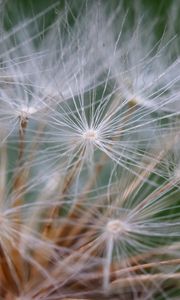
[75,171,180,293]
[99,2,180,116]
[42,82,172,183]
[0,1,179,299]
[0,1,105,142]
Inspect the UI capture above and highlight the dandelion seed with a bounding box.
[82,128,98,142]
[106,219,127,236]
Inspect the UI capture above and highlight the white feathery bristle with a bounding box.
[0,1,179,299]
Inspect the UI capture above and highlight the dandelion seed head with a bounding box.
[0,1,179,298]
[82,128,98,143]
[128,97,138,107]
[20,105,38,116]
[16,105,38,123]
[128,96,149,108]
[106,219,128,236]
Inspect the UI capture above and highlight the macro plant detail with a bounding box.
[0,1,179,299]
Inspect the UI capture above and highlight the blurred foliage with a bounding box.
[2,0,176,25]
